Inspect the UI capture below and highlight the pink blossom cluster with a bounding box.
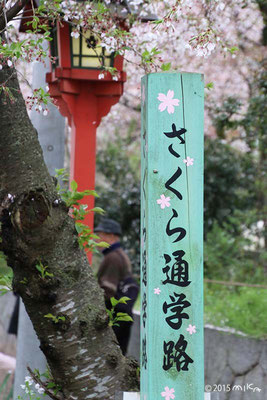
[25,89,50,116]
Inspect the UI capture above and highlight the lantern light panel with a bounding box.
[70,27,115,69]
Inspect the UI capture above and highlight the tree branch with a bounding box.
[0,0,30,31]
[27,367,64,400]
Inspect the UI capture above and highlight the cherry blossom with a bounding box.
[100,34,117,53]
[25,388,33,395]
[187,324,196,335]
[98,73,105,80]
[71,31,80,39]
[129,0,143,11]
[24,376,33,385]
[154,287,161,295]
[157,194,171,209]
[183,156,194,166]
[207,43,216,53]
[161,386,175,400]
[157,90,180,114]
[7,59,12,67]
[216,3,225,12]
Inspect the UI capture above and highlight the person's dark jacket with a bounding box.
[97,242,138,315]
[97,242,132,299]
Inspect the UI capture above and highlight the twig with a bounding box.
[0,0,30,32]
[0,70,16,86]
[27,366,64,400]
[16,68,34,90]
[2,0,9,43]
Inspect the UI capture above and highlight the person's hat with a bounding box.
[94,218,122,236]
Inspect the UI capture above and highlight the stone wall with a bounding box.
[0,292,17,397]
[128,312,267,400]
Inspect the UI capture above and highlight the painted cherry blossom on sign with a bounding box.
[183,156,194,166]
[186,324,196,335]
[157,194,171,209]
[154,287,161,295]
[161,386,175,400]
[157,90,179,114]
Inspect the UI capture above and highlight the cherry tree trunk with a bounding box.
[0,65,138,400]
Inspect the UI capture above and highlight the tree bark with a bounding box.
[0,65,139,399]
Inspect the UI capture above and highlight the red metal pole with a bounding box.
[69,88,98,258]
[47,77,125,264]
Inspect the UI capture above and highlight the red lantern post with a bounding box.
[45,21,126,243]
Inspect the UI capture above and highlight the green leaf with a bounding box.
[44,313,54,319]
[0,288,9,296]
[90,233,100,239]
[161,62,171,71]
[151,19,163,24]
[229,46,239,54]
[70,180,78,191]
[33,368,40,378]
[117,296,130,304]
[55,168,67,177]
[106,309,113,319]
[46,382,56,389]
[75,223,84,234]
[151,47,161,55]
[71,192,84,200]
[205,82,214,90]
[110,297,119,307]
[90,207,105,215]
[95,241,110,248]
[0,278,9,285]
[36,264,42,273]
[82,190,99,197]
[117,315,133,322]
[45,272,54,278]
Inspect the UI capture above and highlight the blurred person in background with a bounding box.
[95,218,139,355]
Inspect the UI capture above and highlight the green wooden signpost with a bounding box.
[140,72,204,400]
